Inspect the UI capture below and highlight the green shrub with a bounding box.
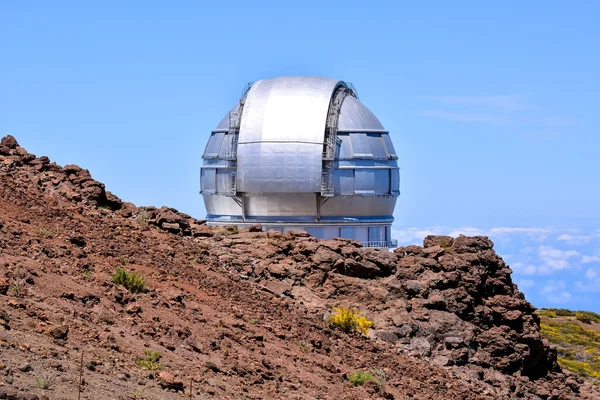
[348,369,387,390]
[112,267,146,294]
[556,308,577,317]
[349,371,376,386]
[577,312,593,324]
[540,318,600,382]
[135,350,163,370]
[576,311,600,324]
[537,309,557,318]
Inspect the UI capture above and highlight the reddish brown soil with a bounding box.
[1,135,599,400]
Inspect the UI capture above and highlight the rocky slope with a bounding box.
[1,135,599,399]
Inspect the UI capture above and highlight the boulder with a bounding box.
[48,325,69,340]
[158,371,184,392]
[0,135,18,149]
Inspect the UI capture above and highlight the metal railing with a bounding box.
[362,240,397,249]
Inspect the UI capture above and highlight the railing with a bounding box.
[362,240,397,249]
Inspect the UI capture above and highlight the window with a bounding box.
[323,227,340,240]
[373,169,390,195]
[219,133,232,158]
[305,227,324,238]
[216,169,234,193]
[350,133,372,158]
[391,169,400,195]
[369,227,384,242]
[333,169,354,195]
[200,168,216,194]
[382,134,398,159]
[203,132,225,158]
[349,133,387,159]
[369,134,388,159]
[340,227,356,240]
[355,169,375,194]
[337,134,353,159]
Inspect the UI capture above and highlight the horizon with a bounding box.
[1,2,599,311]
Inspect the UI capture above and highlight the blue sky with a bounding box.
[1,2,599,311]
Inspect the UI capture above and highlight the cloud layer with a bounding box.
[392,225,600,311]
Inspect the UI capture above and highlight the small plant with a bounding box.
[82,265,94,277]
[348,369,386,389]
[119,256,129,266]
[328,306,373,335]
[371,368,387,390]
[35,375,54,389]
[135,350,163,370]
[36,227,54,238]
[137,210,149,230]
[348,371,376,386]
[112,267,146,294]
[10,264,26,297]
[299,342,312,353]
[247,318,259,325]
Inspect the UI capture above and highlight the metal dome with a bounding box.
[201,76,399,248]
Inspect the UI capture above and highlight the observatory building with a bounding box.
[200,76,399,248]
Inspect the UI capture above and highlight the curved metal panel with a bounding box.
[338,96,385,132]
[236,76,341,193]
[320,196,397,218]
[213,104,240,132]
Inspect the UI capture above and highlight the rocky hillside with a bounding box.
[0,134,599,400]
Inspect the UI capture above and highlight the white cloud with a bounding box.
[531,245,580,275]
[511,262,538,275]
[574,279,600,293]
[488,227,552,242]
[549,291,573,304]
[517,279,536,289]
[582,254,600,264]
[392,226,554,245]
[392,226,448,245]
[557,234,592,245]
[447,227,485,237]
[585,268,598,280]
[540,280,572,304]
[541,280,566,294]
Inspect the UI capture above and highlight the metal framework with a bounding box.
[222,82,253,196]
[321,83,357,197]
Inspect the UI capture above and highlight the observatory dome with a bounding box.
[200,76,399,248]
